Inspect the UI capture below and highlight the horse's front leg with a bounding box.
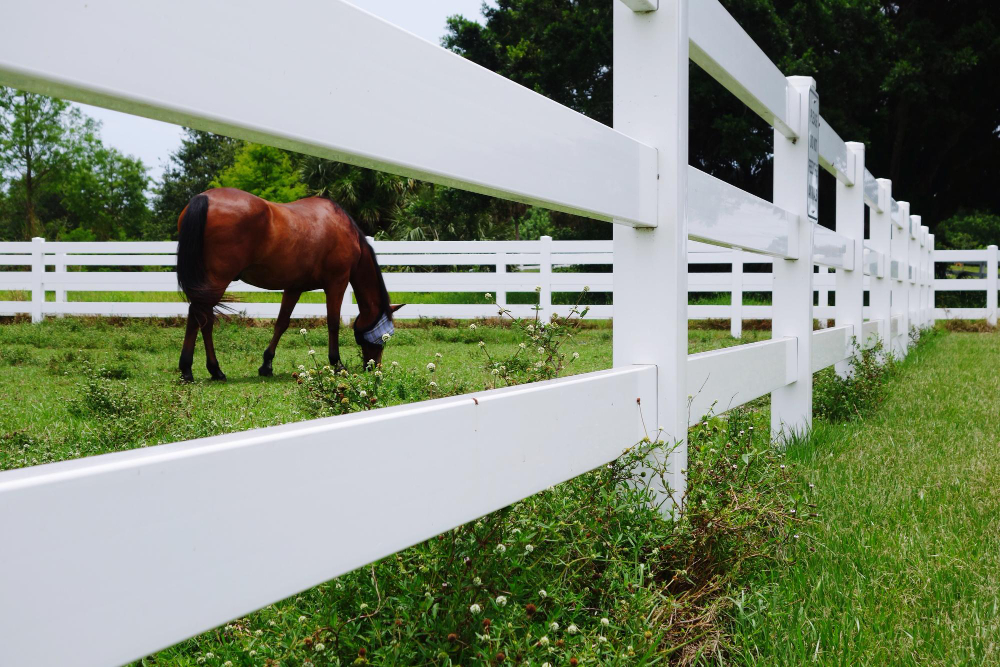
[325,275,350,371]
[259,289,302,376]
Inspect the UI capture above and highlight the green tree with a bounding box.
[0,88,96,239]
[151,129,241,239]
[934,212,1000,250]
[210,143,307,204]
[295,156,415,236]
[60,143,150,240]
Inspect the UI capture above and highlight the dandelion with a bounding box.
[495,595,508,606]
[567,624,579,635]
[426,362,436,371]
[525,544,534,553]
[299,328,308,335]
[601,617,610,627]
[470,603,482,615]
[308,349,316,356]
[495,544,506,554]
[539,590,548,599]
[549,621,559,631]
[470,323,477,330]
[539,636,550,646]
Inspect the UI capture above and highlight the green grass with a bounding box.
[729,330,1000,664]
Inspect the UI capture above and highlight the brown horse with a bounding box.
[175,187,400,382]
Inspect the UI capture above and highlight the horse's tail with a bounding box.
[176,193,213,304]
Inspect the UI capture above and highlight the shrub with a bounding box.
[813,338,897,422]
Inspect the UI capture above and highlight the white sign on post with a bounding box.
[806,88,820,221]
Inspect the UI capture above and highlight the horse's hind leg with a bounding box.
[178,304,202,383]
[259,289,302,377]
[200,306,227,381]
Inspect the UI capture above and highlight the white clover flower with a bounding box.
[269,620,277,626]
[534,361,544,368]
[535,285,542,293]
[196,659,206,665]
[391,360,399,367]
[549,621,559,631]
[426,362,436,371]
[382,333,391,343]
[299,328,308,335]
[429,381,438,388]
[205,654,214,659]
[315,643,325,652]
[254,629,263,636]
[583,285,590,292]
[435,352,443,358]
[308,349,316,356]
[298,364,306,371]
[601,617,610,627]
[473,576,482,586]
[572,352,580,360]
[469,323,477,330]
[495,543,506,554]
[537,347,545,355]
[540,590,548,599]
[224,661,234,667]
[478,340,486,348]
[539,636,550,646]
[598,636,607,643]
[525,544,534,553]
[374,369,383,378]
[298,615,306,623]
[360,602,369,610]
[491,368,500,376]
[249,650,257,657]
[518,342,527,350]
[543,663,552,667]
[470,603,482,615]
[495,595,507,606]
[485,292,493,300]
[567,624,579,635]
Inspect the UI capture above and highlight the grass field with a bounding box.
[729,330,1000,664]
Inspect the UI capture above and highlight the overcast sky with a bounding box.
[77,0,495,184]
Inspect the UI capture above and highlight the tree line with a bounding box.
[1,0,997,247]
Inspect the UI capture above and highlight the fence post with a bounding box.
[928,233,936,325]
[538,235,552,319]
[495,250,507,311]
[919,224,929,329]
[871,179,892,350]
[988,244,999,326]
[835,142,865,376]
[54,251,67,317]
[30,237,45,323]
[613,0,689,510]
[770,76,817,440]
[889,201,907,357]
[908,214,920,336]
[730,247,743,339]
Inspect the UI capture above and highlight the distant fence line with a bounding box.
[1,238,997,334]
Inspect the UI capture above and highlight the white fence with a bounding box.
[0,1,976,665]
[3,238,996,333]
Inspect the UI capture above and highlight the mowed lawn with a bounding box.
[730,331,1000,664]
[0,316,765,471]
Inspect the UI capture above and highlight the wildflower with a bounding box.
[359,390,367,397]
[495,544,506,554]
[298,364,306,371]
[254,629,263,637]
[583,285,590,292]
[435,352,443,358]
[601,617,610,627]
[223,661,233,666]
[539,636,550,646]
[196,659,206,665]
[315,643,325,652]
[598,636,607,643]
[473,576,482,586]
[534,361,544,368]
[298,616,306,623]
[429,380,439,389]
[381,333,391,343]
[299,328,308,335]
[205,654,214,659]
[470,603,482,615]
[308,349,316,356]
[249,650,257,657]
[572,352,580,360]
[539,590,548,599]
[495,595,507,606]
[780,464,786,470]
[567,624,579,635]
[478,340,486,348]
[470,323,477,330]
[537,347,545,355]
[485,293,492,300]
[519,342,527,349]
[391,361,399,367]
[794,534,800,539]
[525,544,534,553]
[527,324,534,332]
[535,286,542,293]
[269,620,277,626]
[426,362,436,371]
[549,621,559,631]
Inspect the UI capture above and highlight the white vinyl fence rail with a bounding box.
[0,1,976,665]
[2,239,995,331]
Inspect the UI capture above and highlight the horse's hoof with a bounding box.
[258,366,273,377]
[210,372,227,381]
[180,373,194,384]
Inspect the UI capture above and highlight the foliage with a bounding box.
[151,129,242,240]
[933,211,1000,250]
[210,143,308,203]
[59,143,150,240]
[813,337,898,422]
[296,156,416,235]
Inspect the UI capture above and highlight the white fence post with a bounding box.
[928,233,936,325]
[730,247,743,339]
[54,251,67,317]
[538,235,553,318]
[30,236,45,323]
[871,179,892,349]
[920,224,929,328]
[495,250,508,310]
[770,76,817,440]
[908,213,919,336]
[613,0,689,508]
[835,142,865,376]
[889,201,906,357]
[988,244,999,326]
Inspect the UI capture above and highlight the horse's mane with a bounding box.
[324,198,392,324]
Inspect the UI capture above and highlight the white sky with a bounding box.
[76,0,495,185]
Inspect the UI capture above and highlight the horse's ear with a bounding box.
[390,303,405,313]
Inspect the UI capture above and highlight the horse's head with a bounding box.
[356,304,404,369]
